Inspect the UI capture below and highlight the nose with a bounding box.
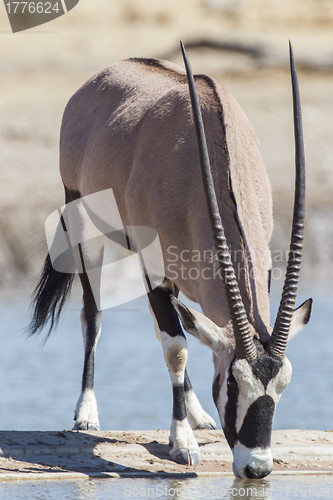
[244,464,272,479]
[232,444,273,479]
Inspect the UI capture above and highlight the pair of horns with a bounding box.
[180,40,305,360]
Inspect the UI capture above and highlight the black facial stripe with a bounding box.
[221,355,281,450]
[249,352,283,389]
[212,373,220,405]
[238,395,275,449]
[173,385,187,421]
[223,368,239,449]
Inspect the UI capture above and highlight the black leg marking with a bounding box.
[80,273,101,392]
[73,266,102,431]
[149,284,200,465]
[148,285,187,422]
[173,385,187,421]
[148,286,185,338]
[184,369,193,393]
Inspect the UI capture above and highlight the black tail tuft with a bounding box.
[29,254,75,337]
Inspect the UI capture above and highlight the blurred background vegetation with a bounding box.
[0,0,332,288]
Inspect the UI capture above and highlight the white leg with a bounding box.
[186,389,217,430]
[160,331,200,465]
[73,294,102,431]
[149,285,201,465]
[74,388,100,431]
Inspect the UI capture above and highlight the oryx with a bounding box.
[30,42,312,478]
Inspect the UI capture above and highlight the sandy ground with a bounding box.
[0,429,332,478]
[0,0,333,285]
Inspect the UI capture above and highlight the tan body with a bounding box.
[60,57,272,333]
[31,47,311,478]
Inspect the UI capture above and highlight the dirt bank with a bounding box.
[0,429,332,478]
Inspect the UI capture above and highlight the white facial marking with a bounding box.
[266,357,292,403]
[232,443,273,479]
[212,347,235,428]
[232,359,265,433]
[216,373,228,427]
[231,357,292,433]
[213,352,292,478]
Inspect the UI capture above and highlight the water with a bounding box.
[0,282,332,499]
[0,282,332,432]
[1,475,333,500]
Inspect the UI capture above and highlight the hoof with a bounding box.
[194,422,216,430]
[170,448,200,466]
[73,421,100,431]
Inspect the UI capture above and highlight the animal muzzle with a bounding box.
[232,443,273,479]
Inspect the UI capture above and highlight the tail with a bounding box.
[29,253,75,337]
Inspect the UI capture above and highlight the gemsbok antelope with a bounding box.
[30,42,312,478]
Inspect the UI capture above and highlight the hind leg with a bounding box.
[62,187,106,430]
[63,193,104,431]
[73,272,102,431]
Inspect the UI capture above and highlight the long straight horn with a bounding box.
[268,42,306,359]
[180,41,256,360]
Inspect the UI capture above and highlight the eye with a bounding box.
[227,375,238,393]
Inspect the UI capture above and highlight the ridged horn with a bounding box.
[268,42,306,359]
[180,41,257,360]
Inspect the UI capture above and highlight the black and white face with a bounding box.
[213,346,292,478]
[171,296,311,478]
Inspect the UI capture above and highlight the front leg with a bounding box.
[149,286,200,465]
[184,371,216,430]
[164,334,200,465]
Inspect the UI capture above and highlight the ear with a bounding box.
[170,296,229,352]
[288,298,313,342]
